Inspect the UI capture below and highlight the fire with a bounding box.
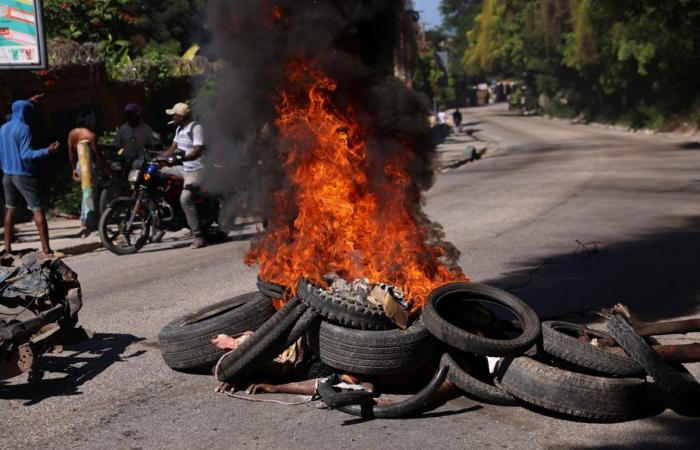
[246,61,467,310]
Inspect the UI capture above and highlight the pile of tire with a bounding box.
[158,280,699,421]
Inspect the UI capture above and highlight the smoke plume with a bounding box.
[201,0,463,281]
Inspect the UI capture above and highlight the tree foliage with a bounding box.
[462,0,700,128]
[43,0,207,82]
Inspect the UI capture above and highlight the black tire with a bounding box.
[98,197,150,255]
[335,365,449,419]
[307,319,438,375]
[441,353,517,406]
[422,283,540,356]
[607,315,700,401]
[542,321,643,377]
[257,277,288,299]
[297,278,394,331]
[99,188,111,216]
[215,298,307,382]
[158,293,275,371]
[285,307,320,348]
[497,357,648,422]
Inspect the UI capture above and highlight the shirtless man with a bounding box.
[67,127,101,182]
[67,127,102,229]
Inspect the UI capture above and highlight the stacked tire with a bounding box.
[158,292,276,371]
[421,283,657,422]
[158,279,698,421]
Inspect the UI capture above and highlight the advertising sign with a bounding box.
[0,0,47,69]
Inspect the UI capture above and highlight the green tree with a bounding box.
[461,0,700,128]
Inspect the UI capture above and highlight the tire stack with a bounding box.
[158,280,699,421]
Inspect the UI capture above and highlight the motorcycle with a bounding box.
[99,148,130,215]
[99,134,164,215]
[98,151,224,255]
[0,252,85,380]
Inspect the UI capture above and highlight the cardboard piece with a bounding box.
[369,286,409,330]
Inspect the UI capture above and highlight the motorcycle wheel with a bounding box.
[99,197,150,255]
[150,228,166,244]
[99,188,111,216]
[149,209,166,243]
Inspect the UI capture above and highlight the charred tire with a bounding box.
[297,278,394,330]
[441,353,517,406]
[158,293,275,371]
[308,319,438,375]
[497,357,648,422]
[215,298,307,382]
[257,277,288,299]
[607,315,700,401]
[423,283,540,356]
[336,365,449,419]
[542,321,643,377]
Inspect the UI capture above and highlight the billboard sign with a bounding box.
[0,0,47,69]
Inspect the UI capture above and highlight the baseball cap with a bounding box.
[124,103,142,115]
[166,102,190,116]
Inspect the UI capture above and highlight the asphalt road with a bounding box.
[2,104,699,449]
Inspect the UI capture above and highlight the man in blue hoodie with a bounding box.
[0,99,61,256]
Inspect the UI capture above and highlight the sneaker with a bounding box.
[190,236,207,249]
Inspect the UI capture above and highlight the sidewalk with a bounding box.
[434,121,495,172]
[3,125,489,257]
[8,217,103,256]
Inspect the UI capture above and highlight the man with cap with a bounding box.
[113,104,155,161]
[162,102,207,249]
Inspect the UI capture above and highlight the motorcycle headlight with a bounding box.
[127,169,141,183]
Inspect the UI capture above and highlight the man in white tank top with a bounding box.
[162,102,207,248]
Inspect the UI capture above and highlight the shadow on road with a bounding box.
[0,333,145,406]
[564,415,700,450]
[138,232,258,255]
[483,215,700,322]
[482,216,700,447]
[679,142,700,150]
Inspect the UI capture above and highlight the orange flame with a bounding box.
[246,61,467,310]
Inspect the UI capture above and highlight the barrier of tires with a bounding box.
[159,280,700,422]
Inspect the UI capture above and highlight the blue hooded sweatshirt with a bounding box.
[0,100,50,176]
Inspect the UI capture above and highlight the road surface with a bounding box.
[2,104,699,449]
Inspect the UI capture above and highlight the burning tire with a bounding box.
[297,278,394,330]
[542,321,643,377]
[607,315,700,404]
[422,283,540,357]
[497,357,648,422]
[257,277,288,299]
[159,293,275,371]
[307,319,438,375]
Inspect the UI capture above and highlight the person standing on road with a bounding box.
[452,108,463,133]
[113,104,154,161]
[0,98,61,256]
[161,102,207,249]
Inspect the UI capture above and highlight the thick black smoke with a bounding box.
[201,0,460,268]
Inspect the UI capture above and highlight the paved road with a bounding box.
[2,105,699,449]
